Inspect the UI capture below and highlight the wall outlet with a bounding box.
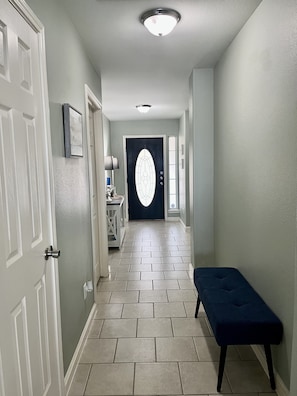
[83,280,93,300]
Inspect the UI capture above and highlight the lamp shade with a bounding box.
[112,157,119,169]
[140,8,181,37]
[104,156,119,170]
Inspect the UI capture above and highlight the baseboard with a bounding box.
[251,345,289,396]
[64,303,97,395]
[166,216,180,222]
[179,218,191,232]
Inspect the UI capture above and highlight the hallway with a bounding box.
[69,221,275,395]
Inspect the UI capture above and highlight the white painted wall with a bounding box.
[214,0,297,388]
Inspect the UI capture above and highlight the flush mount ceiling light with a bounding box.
[136,104,151,113]
[140,8,181,37]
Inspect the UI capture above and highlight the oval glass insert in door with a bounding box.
[135,149,156,207]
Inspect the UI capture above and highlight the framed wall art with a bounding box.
[62,103,83,157]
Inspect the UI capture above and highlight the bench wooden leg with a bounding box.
[217,345,227,392]
[264,344,276,390]
[194,295,201,318]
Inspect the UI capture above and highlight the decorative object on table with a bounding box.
[62,103,83,158]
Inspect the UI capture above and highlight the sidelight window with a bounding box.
[168,136,178,209]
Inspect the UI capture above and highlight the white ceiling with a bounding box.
[60,0,262,121]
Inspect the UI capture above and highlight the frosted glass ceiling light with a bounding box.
[136,104,151,113]
[140,8,181,37]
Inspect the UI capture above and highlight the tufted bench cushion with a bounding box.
[194,267,283,392]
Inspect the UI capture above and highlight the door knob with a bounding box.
[44,245,60,260]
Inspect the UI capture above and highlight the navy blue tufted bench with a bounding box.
[194,267,283,392]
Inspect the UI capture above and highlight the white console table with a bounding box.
[106,195,125,248]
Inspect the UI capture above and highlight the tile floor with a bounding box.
[69,220,276,396]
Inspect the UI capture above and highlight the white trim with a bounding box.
[8,0,43,31]
[65,304,97,395]
[123,135,167,220]
[84,85,109,281]
[251,345,289,396]
[179,218,191,232]
[166,217,180,222]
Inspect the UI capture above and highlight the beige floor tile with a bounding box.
[100,318,137,338]
[151,251,167,258]
[184,302,197,317]
[178,279,195,289]
[85,363,134,395]
[97,280,127,292]
[122,303,153,318]
[141,257,163,264]
[133,251,151,258]
[115,271,140,280]
[179,361,232,394]
[137,318,173,337]
[134,363,182,395]
[141,271,165,280]
[127,280,153,290]
[152,263,174,271]
[154,302,186,317]
[130,264,152,272]
[108,264,130,272]
[236,345,257,360]
[139,290,168,303]
[156,337,198,362]
[153,280,179,290]
[120,257,142,265]
[115,338,155,362]
[95,303,123,319]
[164,271,189,280]
[80,339,116,363]
[68,364,91,396]
[172,317,210,336]
[109,291,139,303]
[162,256,183,264]
[193,336,240,361]
[95,291,111,303]
[88,319,103,338]
[173,264,191,271]
[167,289,197,302]
[225,360,272,393]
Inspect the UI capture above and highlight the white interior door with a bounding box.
[0,1,64,395]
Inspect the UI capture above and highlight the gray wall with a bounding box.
[110,119,179,217]
[189,69,214,267]
[26,0,102,372]
[214,0,297,388]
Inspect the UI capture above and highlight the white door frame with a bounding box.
[85,85,108,283]
[123,135,167,221]
[2,0,65,394]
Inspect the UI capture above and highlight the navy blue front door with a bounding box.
[126,138,164,220]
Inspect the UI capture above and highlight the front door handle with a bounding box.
[44,245,60,260]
